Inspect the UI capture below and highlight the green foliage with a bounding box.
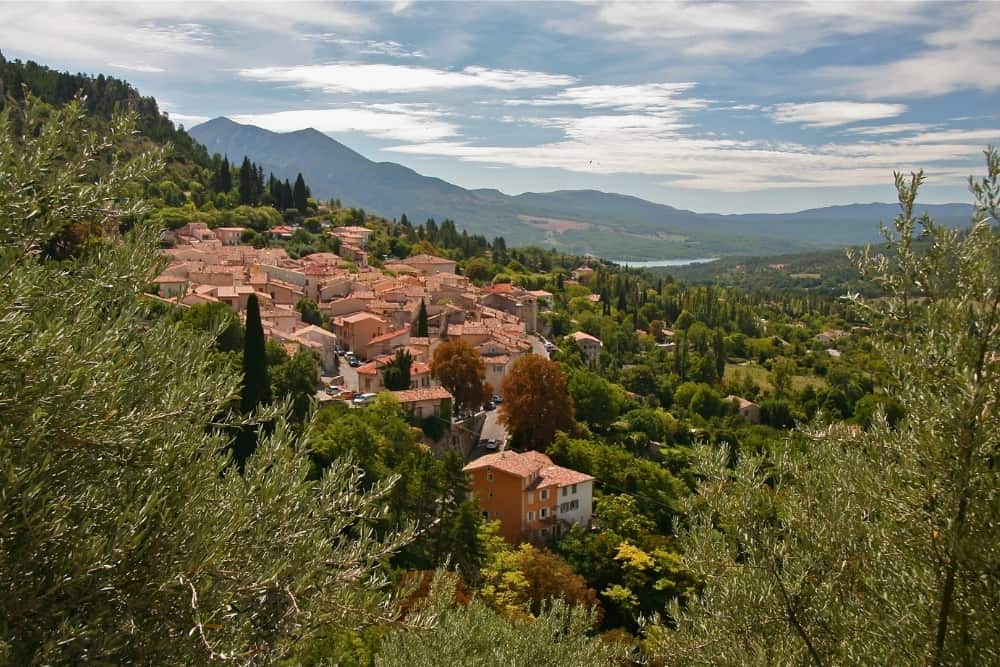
[0,102,419,663]
[653,153,1000,666]
[296,298,323,326]
[179,301,244,353]
[271,349,320,423]
[382,349,414,391]
[416,299,429,337]
[548,434,687,534]
[377,572,625,667]
[569,369,626,431]
[307,399,484,575]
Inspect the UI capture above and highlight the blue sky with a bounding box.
[3,1,999,213]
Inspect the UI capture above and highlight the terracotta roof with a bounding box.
[340,312,385,324]
[725,395,758,409]
[367,328,409,345]
[570,331,601,344]
[403,253,456,265]
[463,450,594,487]
[391,386,453,403]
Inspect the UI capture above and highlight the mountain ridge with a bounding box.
[189,117,973,260]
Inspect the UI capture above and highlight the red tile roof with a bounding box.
[391,386,453,403]
[463,450,594,487]
[367,328,409,345]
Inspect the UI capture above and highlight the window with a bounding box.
[488,491,494,499]
[540,489,549,501]
[560,502,569,513]
[486,470,494,482]
[540,508,548,518]
[527,511,535,521]
[570,499,579,510]
[572,484,578,494]
[562,487,568,497]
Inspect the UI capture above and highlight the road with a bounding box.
[479,408,508,448]
[337,358,359,391]
[528,334,550,358]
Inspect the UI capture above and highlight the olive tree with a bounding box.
[652,151,1000,666]
[0,98,420,664]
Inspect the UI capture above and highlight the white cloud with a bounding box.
[770,101,908,128]
[0,2,370,71]
[231,105,459,143]
[844,123,936,136]
[823,3,1000,98]
[236,62,576,93]
[386,109,1000,192]
[553,1,930,58]
[502,83,710,114]
[298,34,427,59]
[109,63,166,73]
[167,112,211,127]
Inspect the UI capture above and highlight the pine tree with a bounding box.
[293,172,308,211]
[416,299,429,337]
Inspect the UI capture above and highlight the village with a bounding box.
[152,220,605,544]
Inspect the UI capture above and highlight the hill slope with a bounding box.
[190,117,973,260]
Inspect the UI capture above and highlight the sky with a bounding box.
[2,0,999,213]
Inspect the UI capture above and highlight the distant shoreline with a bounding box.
[605,257,719,268]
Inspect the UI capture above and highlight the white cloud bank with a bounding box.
[236,63,576,94]
[231,105,459,143]
[770,101,908,128]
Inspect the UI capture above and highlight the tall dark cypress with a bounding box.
[233,293,271,470]
[282,180,293,210]
[416,299,429,337]
[238,157,254,205]
[292,173,308,211]
[241,293,271,412]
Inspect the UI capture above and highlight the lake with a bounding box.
[605,257,719,268]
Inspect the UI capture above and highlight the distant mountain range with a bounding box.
[189,117,974,260]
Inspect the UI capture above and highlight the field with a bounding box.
[724,361,827,393]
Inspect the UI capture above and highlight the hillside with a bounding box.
[190,117,973,260]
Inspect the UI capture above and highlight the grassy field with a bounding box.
[724,361,827,393]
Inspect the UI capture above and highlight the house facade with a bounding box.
[463,451,594,543]
[569,331,602,367]
[391,386,453,420]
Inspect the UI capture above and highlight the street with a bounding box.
[528,334,550,358]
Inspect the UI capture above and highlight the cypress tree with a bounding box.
[242,293,271,412]
[293,172,308,211]
[238,156,254,205]
[234,293,271,469]
[416,299,429,337]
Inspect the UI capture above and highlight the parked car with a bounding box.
[348,357,362,367]
[479,439,498,450]
[491,394,503,404]
[335,346,345,356]
[483,401,496,411]
[325,384,345,395]
[352,392,378,406]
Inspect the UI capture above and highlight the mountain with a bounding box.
[189,117,973,260]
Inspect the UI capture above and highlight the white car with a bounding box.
[352,392,378,406]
